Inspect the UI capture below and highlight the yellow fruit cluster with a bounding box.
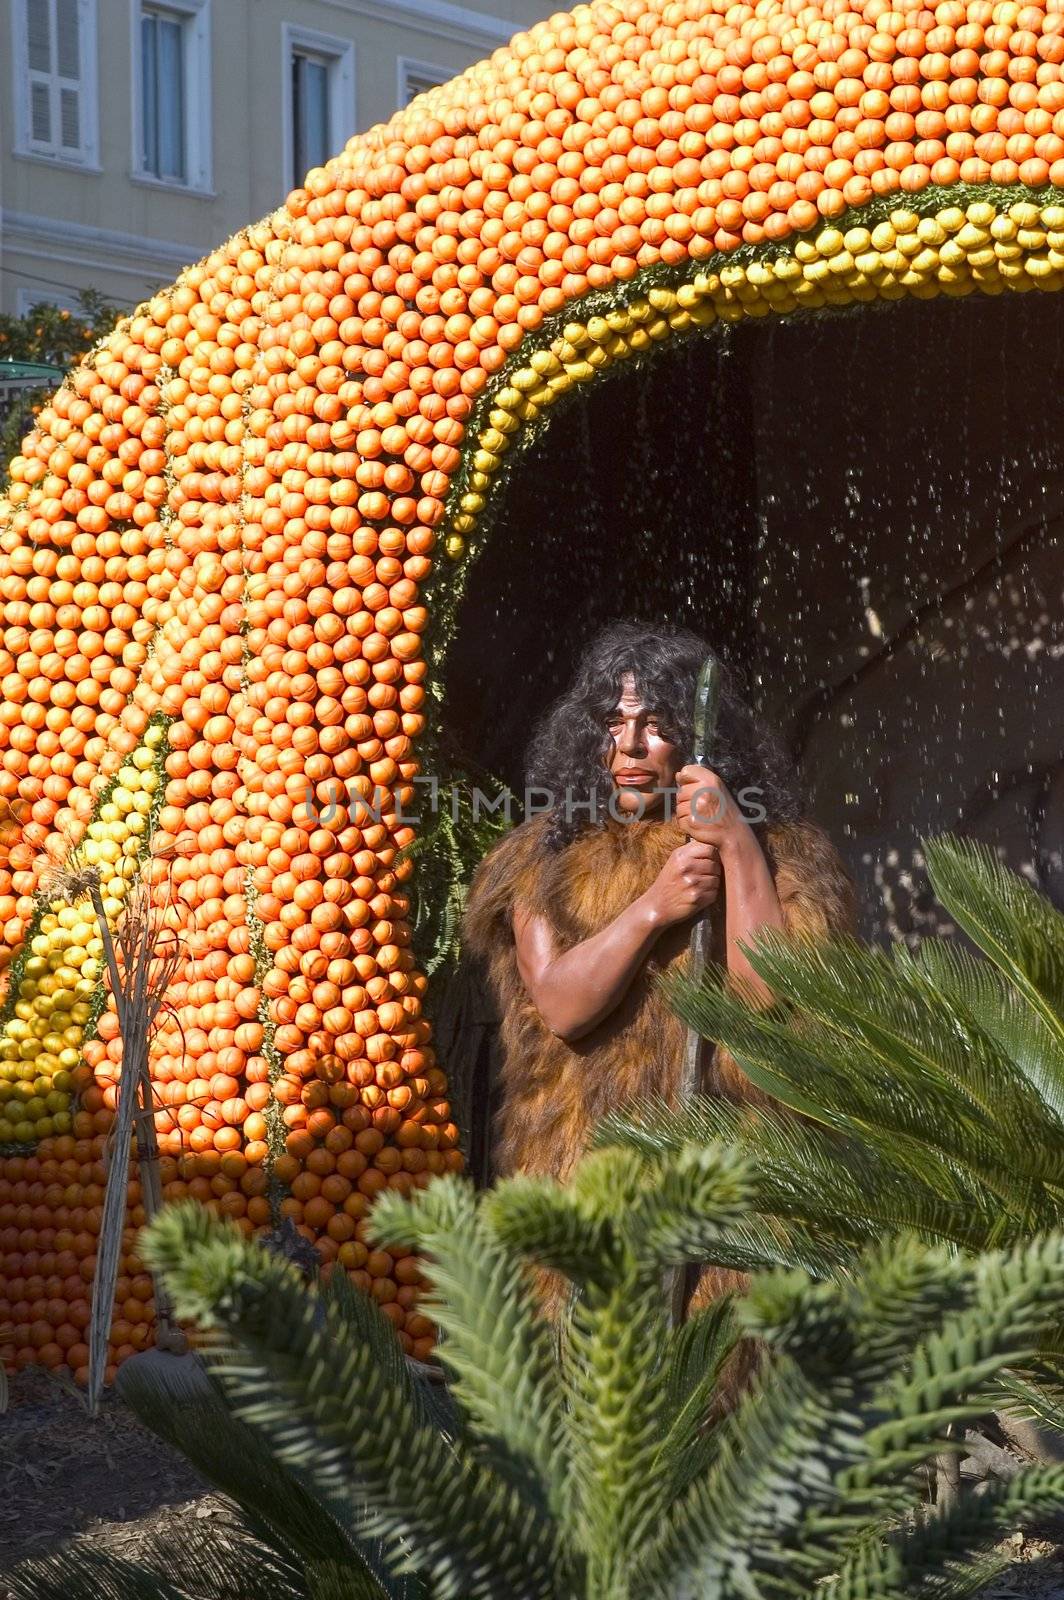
[0,724,165,1147]
[448,196,1064,555]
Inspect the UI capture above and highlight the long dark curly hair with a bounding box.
[524,621,801,851]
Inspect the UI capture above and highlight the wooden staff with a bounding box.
[668,655,723,1328]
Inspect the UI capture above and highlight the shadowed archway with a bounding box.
[435,288,1064,1179]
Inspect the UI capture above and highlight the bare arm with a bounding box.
[675,763,786,1006]
[514,894,663,1043]
[513,841,721,1042]
[719,831,785,1005]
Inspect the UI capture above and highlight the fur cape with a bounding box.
[461,809,857,1317]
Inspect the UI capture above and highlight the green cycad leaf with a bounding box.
[6,1524,303,1600]
[306,1559,416,1600]
[998,1370,1064,1438]
[912,938,1064,1124]
[369,1177,569,1523]
[701,933,1057,1176]
[116,1358,375,1580]
[924,835,1064,1049]
[662,958,1063,1222]
[5,1550,191,1600]
[688,1215,850,1279]
[142,1203,564,1600]
[598,1097,988,1253]
[656,1296,739,1497]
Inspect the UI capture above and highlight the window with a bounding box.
[140,7,186,181]
[282,26,355,192]
[397,57,450,108]
[12,0,98,165]
[15,286,83,318]
[132,0,211,191]
[291,48,331,181]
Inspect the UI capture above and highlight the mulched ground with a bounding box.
[2,1365,1064,1597]
[0,1367,225,1585]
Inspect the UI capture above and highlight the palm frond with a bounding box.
[5,1520,302,1600]
[599,1095,1000,1255]
[911,939,1064,1123]
[997,1370,1064,1440]
[924,836,1064,1049]
[115,1357,381,1580]
[655,1295,740,1496]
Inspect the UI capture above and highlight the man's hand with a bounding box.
[648,840,722,926]
[675,764,751,855]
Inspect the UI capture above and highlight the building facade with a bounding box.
[0,0,545,317]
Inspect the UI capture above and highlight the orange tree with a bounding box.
[0,291,118,487]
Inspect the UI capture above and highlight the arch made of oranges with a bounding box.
[2,0,1064,1380]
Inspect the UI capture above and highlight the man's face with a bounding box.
[604,673,682,815]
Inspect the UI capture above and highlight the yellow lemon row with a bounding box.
[445,197,1064,559]
[0,723,166,1148]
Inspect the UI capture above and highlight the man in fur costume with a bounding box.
[462,621,856,1321]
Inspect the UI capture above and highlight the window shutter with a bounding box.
[30,80,52,144]
[26,0,50,73]
[292,51,331,182]
[26,0,53,146]
[56,0,79,76]
[55,0,82,154]
[60,87,80,149]
[22,0,88,158]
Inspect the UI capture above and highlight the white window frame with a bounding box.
[10,0,100,168]
[396,55,450,109]
[130,0,212,194]
[14,285,84,317]
[281,23,356,192]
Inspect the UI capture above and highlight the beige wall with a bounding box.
[0,0,546,316]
